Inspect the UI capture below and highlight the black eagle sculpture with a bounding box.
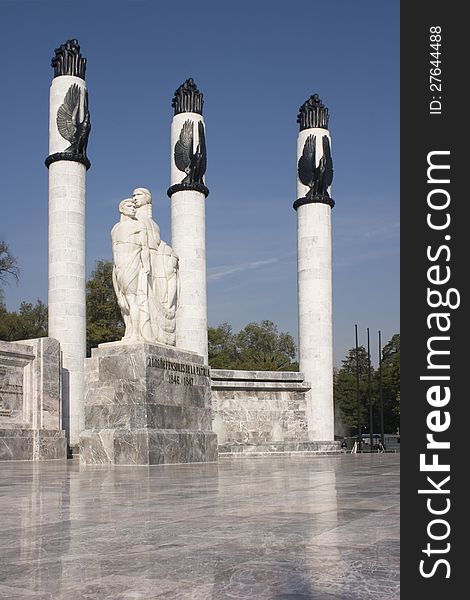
[298,134,333,200]
[57,83,91,158]
[174,119,206,185]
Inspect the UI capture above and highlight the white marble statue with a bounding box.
[111,194,178,345]
[132,188,179,316]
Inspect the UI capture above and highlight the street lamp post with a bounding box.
[355,324,362,452]
[367,328,373,451]
[379,330,385,448]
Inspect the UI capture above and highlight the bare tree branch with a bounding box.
[0,241,20,292]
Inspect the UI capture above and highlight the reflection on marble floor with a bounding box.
[0,454,399,599]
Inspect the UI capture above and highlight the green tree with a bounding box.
[208,323,238,368]
[235,320,298,371]
[334,333,400,437]
[0,300,47,341]
[334,346,373,434]
[86,260,124,354]
[0,241,19,305]
[208,320,298,371]
[380,333,400,433]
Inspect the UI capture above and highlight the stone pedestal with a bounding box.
[79,342,218,465]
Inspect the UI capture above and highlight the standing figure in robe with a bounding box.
[132,188,179,346]
[111,198,151,341]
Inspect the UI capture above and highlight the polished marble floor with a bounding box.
[0,454,399,599]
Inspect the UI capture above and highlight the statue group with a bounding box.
[111,188,179,346]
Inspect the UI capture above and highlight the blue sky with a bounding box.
[0,0,399,366]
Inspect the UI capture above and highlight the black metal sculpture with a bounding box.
[168,119,209,197]
[45,83,91,170]
[297,94,329,131]
[57,84,91,155]
[51,39,87,80]
[294,134,334,209]
[171,78,204,115]
[175,119,206,184]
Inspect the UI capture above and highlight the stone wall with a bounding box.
[211,370,309,446]
[0,338,66,461]
[211,370,340,455]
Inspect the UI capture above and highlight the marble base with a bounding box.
[211,370,314,452]
[0,429,67,461]
[0,338,66,461]
[218,440,341,457]
[79,341,217,465]
[80,429,217,465]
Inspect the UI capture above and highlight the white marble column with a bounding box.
[168,80,209,362]
[295,94,334,441]
[46,40,90,449]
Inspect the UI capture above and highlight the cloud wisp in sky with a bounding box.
[208,252,296,282]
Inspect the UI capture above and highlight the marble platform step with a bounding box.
[218,439,341,457]
[80,428,217,465]
[211,370,305,381]
[210,369,311,392]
